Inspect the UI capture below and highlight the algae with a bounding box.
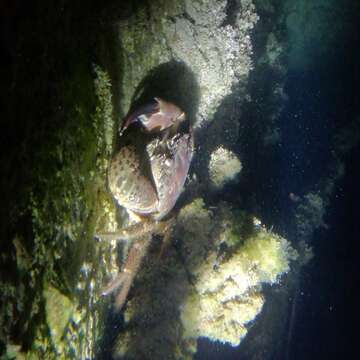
[0,1,302,359]
[112,199,298,358]
[1,57,116,358]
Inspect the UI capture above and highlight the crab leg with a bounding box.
[101,273,129,296]
[100,234,152,310]
[100,218,175,310]
[96,217,174,242]
[103,234,152,310]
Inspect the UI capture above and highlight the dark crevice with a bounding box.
[222,0,240,27]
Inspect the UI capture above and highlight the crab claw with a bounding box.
[120,98,186,136]
[101,270,135,311]
[148,129,194,220]
[101,234,152,310]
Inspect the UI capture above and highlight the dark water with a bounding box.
[197,10,360,359]
[279,25,360,358]
[1,1,359,359]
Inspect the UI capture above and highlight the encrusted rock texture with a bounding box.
[117,0,258,128]
[0,0,302,359]
[113,199,297,359]
[105,1,297,359]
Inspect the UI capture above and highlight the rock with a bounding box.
[44,284,74,353]
[117,0,258,127]
[208,146,242,188]
[113,199,298,357]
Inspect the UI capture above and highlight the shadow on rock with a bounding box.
[128,60,200,127]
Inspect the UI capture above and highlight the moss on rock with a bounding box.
[44,285,75,354]
[117,0,258,127]
[112,199,298,358]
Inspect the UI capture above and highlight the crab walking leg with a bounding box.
[101,234,152,310]
[157,220,175,260]
[115,235,152,310]
[96,217,175,242]
[101,273,128,296]
[95,220,155,243]
[100,232,151,298]
[99,218,175,309]
[94,232,129,243]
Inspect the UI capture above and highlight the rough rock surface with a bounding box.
[0,0,305,359]
[117,0,258,128]
[208,146,242,188]
[112,199,297,358]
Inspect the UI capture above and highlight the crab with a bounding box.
[120,97,186,135]
[97,98,194,310]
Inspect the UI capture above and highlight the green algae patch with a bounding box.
[28,64,115,357]
[113,199,298,358]
[240,230,298,283]
[0,63,116,359]
[222,210,256,249]
[44,285,75,352]
[179,205,298,350]
[29,66,104,291]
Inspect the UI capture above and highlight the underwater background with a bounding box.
[1,0,359,359]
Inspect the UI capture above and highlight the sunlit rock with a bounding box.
[118,0,258,127]
[179,202,298,348]
[208,146,242,188]
[113,199,298,358]
[44,284,74,354]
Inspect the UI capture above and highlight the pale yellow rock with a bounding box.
[44,284,74,348]
[209,146,242,188]
[180,218,298,347]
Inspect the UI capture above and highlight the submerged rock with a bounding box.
[118,0,258,127]
[44,285,74,354]
[208,146,242,188]
[179,201,297,350]
[0,0,303,358]
[113,200,297,358]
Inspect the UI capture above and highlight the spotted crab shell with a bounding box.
[108,131,194,220]
[147,132,194,220]
[108,145,158,215]
[120,97,185,135]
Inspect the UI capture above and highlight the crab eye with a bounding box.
[137,114,148,123]
[177,112,186,122]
